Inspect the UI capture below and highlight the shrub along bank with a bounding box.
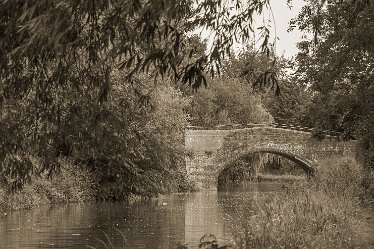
[0,81,195,213]
[0,158,95,213]
[0,157,195,213]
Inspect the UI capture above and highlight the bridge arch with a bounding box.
[216,149,315,188]
[219,149,315,176]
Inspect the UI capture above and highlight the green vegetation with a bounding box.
[0,158,96,212]
[0,3,373,247]
[226,157,374,248]
[188,70,273,127]
[0,0,278,201]
[266,0,374,170]
[0,78,195,211]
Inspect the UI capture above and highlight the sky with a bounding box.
[266,0,306,58]
[197,0,307,59]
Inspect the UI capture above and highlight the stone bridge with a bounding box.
[185,125,356,189]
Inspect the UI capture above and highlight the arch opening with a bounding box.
[256,149,315,175]
[217,150,314,189]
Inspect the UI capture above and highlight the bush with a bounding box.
[0,158,96,212]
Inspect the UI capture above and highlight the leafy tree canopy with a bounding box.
[291,0,374,168]
[0,0,276,96]
[0,0,281,190]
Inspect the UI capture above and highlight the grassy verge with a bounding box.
[227,156,374,248]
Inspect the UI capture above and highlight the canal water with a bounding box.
[0,182,285,249]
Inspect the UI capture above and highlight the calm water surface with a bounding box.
[0,182,284,249]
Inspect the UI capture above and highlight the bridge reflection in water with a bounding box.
[1,184,288,249]
[184,191,227,246]
[1,191,242,248]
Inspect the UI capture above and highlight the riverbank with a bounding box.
[256,173,306,182]
[0,158,195,214]
[227,157,374,248]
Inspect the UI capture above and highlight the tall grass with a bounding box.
[227,156,374,248]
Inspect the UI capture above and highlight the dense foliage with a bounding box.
[263,77,313,127]
[288,0,374,168]
[1,67,190,197]
[187,48,278,126]
[1,0,373,196]
[0,0,276,192]
[188,76,272,126]
[223,49,312,127]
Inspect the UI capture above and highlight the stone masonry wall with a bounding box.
[185,127,356,189]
